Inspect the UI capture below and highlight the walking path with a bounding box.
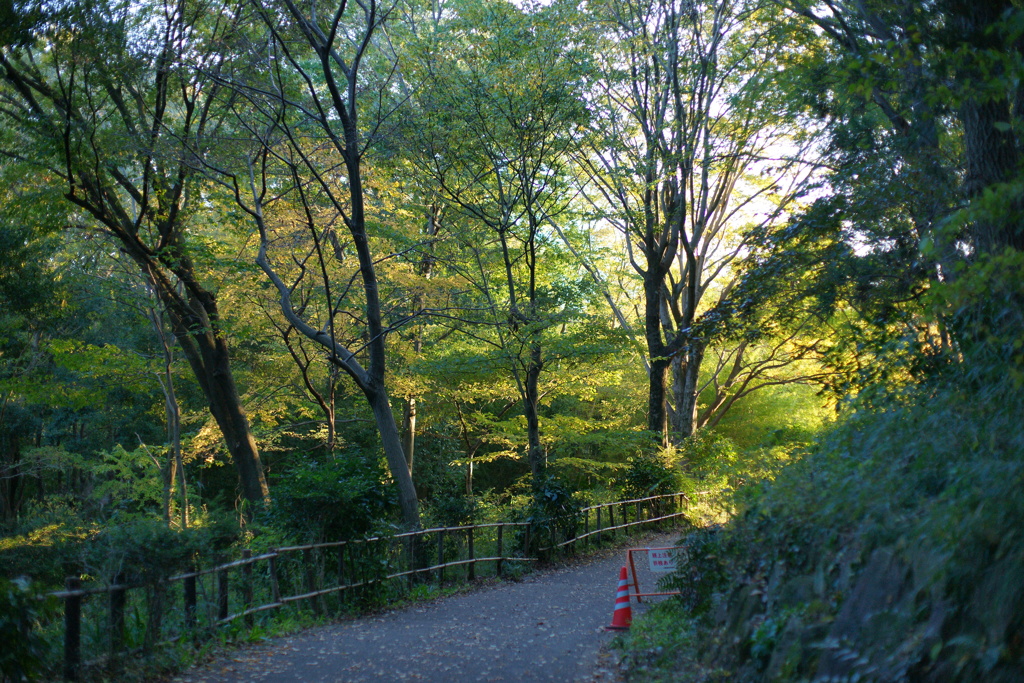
[174,531,679,683]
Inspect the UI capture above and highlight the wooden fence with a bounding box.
[48,491,695,680]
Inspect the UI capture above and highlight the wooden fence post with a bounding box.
[467,527,475,581]
[338,544,348,605]
[583,509,589,548]
[337,544,348,608]
[269,551,281,604]
[63,576,81,681]
[217,564,229,622]
[356,542,365,593]
[241,549,254,627]
[144,585,164,652]
[437,530,445,584]
[596,506,602,543]
[496,525,504,577]
[109,574,125,661]
[373,539,385,589]
[303,547,321,616]
[404,537,412,592]
[184,569,197,632]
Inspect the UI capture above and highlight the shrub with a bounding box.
[423,491,478,528]
[619,447,682,498]
[0,516,95,587]
[658,525,726,616]
[265,451,396,544]
[677,431,738,478]
[519,475,583,555]
[0,577,58,682]
[81,517,234,584]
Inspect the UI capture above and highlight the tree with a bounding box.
[209,0,422,528]
[0,0,270,509]
[773,0,1024,358]
[402,0,595,479]
[579,0,818,444]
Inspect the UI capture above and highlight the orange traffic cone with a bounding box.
[605,566,632,630]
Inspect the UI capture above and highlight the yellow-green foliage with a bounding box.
[0,518,97,585]
[710,381,832,450]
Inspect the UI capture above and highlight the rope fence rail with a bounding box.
[45,491,702,680]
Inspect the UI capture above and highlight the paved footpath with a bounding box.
[174,531,678,683]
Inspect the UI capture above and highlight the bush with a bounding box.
[619,447,681,498]
[423,492,478,528]
[0,517,95,588]
[82,516,234,584]
[519,475,583,555]
[0,577,58,682]
[629,348,1024,681]
[677,431,738,477]
[658,525,726,615]
[265,451,396,544]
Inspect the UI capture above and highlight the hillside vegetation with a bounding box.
[622,343,1024,681]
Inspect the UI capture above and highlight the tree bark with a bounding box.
[953,0,1020,253]
[401,397,416,474]
[670,340,705,444]
[168,301,268,509]
[960,93,1022,253]
[644,265,673,444]
[524,346,545,478]
[648,357,671,444]
[366,383,420,527]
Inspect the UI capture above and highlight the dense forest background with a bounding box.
[1,0,1022,679]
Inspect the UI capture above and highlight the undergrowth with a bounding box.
[618,356,1024,682]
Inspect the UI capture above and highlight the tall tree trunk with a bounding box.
[162,451,177,526]
[648,357,671,445]
[645,267,672,445]
[454,400,481,495]
[0,430,20,525]
[186,333,267,509]
[325,400,337,454]
[366,383,420,526]
[670,341,706,444]
[160,360,188,529]
[401,397,416,474]
[149,289,189,528]
[524,346,545,478]
[954,0,1023,254]
[402,206,439,476]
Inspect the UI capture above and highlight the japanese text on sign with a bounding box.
[648,548,677,573]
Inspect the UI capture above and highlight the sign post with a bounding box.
[626,547,683,603]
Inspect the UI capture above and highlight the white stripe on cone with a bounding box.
[607,567,632,630]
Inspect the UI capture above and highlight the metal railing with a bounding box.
[47,491,697,680]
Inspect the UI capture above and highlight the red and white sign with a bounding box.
[647,548,677,573]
